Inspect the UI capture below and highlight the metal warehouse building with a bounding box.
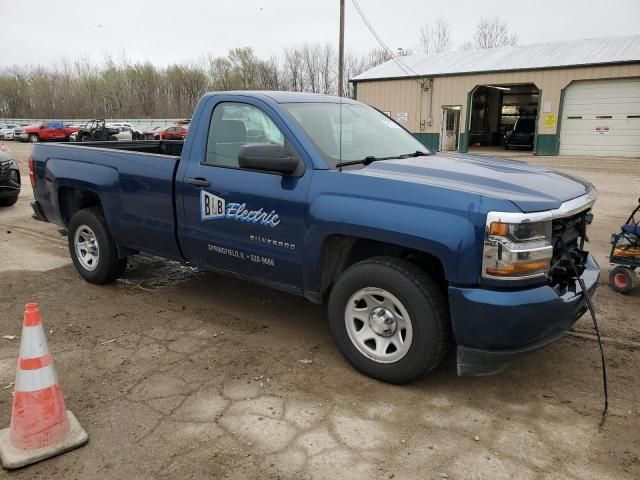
[351,35,640,157]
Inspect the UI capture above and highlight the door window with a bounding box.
[205,102,285,168]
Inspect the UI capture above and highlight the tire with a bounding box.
[28,134,39,143]
[608,266,636,294]
[328,257,449,384]
[68,207,127,284]
[81,135,91,142]
[108,136,117,141]
[0,195,19,207]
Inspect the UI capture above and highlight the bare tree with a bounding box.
[365,48,393,67]
[0,41,407,118]
[470,16,518,49]
[283,47,305,92]
[319,43,335,94]
[302,44,321,93]
[419,17,452,54]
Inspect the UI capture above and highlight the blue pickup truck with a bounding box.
[29,91,599,383]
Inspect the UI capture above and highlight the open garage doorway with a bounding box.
[467,83,539,155]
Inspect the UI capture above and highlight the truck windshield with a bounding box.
[283,102,431,168]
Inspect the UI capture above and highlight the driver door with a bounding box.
[180,99,312,291]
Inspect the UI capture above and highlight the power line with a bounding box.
[351,0,421,79]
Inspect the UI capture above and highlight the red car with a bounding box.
[161,125,188,140]
[17,121,79,143]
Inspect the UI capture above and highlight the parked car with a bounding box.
[106,124,136,141]
[503,117,536,150]
[162,125,189,140]
[0,144,20,207]
[75,120,119,142]
[143,126,164,140]
[30,91,598,384]
[0,124,19,140]
[108,122,144,140]
[16,121,79,143]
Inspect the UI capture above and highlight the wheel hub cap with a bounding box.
[369,306,397,337]
[344,287,413,364]
[74,225,100,271]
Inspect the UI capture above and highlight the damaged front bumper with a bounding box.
[449,254,599,376]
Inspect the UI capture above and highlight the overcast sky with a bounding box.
[1,0,638,68]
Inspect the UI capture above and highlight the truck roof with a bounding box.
[203,91,361,104]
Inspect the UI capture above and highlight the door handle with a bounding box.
[187,178,211,188]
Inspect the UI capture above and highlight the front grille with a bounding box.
[548,210,589,287]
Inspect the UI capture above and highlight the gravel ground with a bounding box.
[0,141,638,479]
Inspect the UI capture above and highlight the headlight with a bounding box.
[482,214,553,280]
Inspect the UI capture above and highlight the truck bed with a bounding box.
[31,140,185,260]
[67,139,184,156]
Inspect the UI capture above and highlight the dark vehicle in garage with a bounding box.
[0,145,20,207]
[504,117,536,150]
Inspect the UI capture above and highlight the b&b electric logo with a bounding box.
[200,190,280,228]
[201,190,226,220]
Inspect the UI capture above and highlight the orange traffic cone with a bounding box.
[0,304,88,469]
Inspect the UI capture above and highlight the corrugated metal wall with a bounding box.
[356,64,640,137]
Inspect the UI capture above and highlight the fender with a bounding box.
[303,191,483,295]
[46,159,122,232]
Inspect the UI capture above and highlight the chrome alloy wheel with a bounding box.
[74,225,100,271]
[345,287,413,363]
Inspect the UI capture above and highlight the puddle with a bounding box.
[117,255,204,291]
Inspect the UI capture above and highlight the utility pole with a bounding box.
[338,0,345,97]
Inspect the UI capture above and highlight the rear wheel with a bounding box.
[609,266,636,294]
[328,257,449,384]
[68,208,126,284]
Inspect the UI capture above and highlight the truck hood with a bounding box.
[347,153,592,212]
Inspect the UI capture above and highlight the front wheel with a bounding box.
[68,208,127,284]
[328,257,449,384]
[609,266,636,294]
[28,134,39,143]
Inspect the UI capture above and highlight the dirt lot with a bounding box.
[0,141,638,479]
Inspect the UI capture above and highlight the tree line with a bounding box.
[0,16,517,119]
[0,45,392,119]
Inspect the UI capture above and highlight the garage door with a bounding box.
[559,79,640,156]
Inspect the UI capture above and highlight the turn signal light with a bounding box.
[489,222,509,236]
[485,259,550,277]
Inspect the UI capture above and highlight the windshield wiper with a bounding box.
[335,150,429,169]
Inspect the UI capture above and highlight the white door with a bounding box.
[441,107,460,151]
[559,79,640,157]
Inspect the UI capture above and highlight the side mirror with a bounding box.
[238,143,299,175]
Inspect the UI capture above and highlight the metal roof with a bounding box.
[351,35,640,82]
